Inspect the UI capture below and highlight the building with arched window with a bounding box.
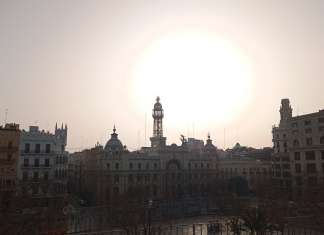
[272,99,324,198]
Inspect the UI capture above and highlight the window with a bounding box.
[295,164,301,173]
[154,163,157,170]
[146,163,149,170]
[207,163,210,169]
[306,163,316,173]
[107,163,110,170]
[8,141,13,149]
[294,152,300,160]
[322,151,324,159]
[44,172,49,180]
[308,177,318,187]
[24,158,29,167]
[34,158,39,167]
[296,176,302,186]
[318,118,324,123]
[33,171,38,182]
[275,172,281,177]
[283,164,290,169]
[274,157,280,161]
[305,120,311,125]
[114,174,119,183]
[306,138,313,146]
[43,158,49,168]
[320,126,324,132]
[25,143,30,153]
[46,144,50,153]
[153,173,157,180]
[284,142,287,147]
[195,163,197,169]
[32,186,38,195]
[188,163,191,169]
[7,154,12,160]
[276,142,280,148]
[292,123,298,127]
[283,172,291,177]
[35,144,40,153]
[275,164,281,170]
[283,134,286,138]
[201,163,203,169]
[305,128,312,133]
[293,130,298,135]
[293,140,299,146]
[322,163,324,173]
[137,173,142,182]
[320,136,324,144]
[138,163,141,170]
[306,151,315,160]
[145,173,150,182]
[61,145,65,151]
[277,134,279,138]
[115,163,119,170]
[23,172,28,182]
[128,174,134,182]
[282,157,290,161]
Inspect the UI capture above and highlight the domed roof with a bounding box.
[104,125,123,151]
[203,133,217,151]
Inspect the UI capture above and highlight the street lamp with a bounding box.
[148,199,152,235]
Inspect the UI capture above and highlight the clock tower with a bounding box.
[279,98,292,122]
[150,96,166,150]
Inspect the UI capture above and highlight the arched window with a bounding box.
[293,140,299,146]
[320,136,324,144]
[55,169,58,179]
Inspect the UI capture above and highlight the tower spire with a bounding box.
[113,125,116,133]
[152,96,164,137]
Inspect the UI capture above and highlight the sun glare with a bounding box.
[132,30,253,127]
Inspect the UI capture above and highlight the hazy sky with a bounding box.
[1,1,324,151]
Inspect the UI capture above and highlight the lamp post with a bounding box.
[148,199,152,235]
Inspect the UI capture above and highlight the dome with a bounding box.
[104,125,123,151]
[203,133,217,151]
[154,96,162,109]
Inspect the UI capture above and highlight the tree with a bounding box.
[241,208,281,235]
[227,176,248,196]
[0,180,68,235]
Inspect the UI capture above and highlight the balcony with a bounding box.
[21,150,54,154]
[0,158,16,163]
[0,146,18,151]
[21,164,53,169]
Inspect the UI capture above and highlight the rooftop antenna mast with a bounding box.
[237,126,238,143]
[138,130,140,150]
[187,119,189,138]
[193,122,194,138]
[4,109,8,125]
[35,120,38,126]
[224,128,225,150]
[47,124,49,132]
[81,135,83,150]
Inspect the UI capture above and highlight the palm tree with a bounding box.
[241,208,280,235]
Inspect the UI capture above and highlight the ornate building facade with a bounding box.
[272,99,324,198]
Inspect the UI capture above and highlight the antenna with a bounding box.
[47,124,49,132]
[224,128,225,150]
[193,122,194,138]
[187,119,189,138]
[81,136,83,150]
[86,140,88,149]
[4,109,8,124]
[138,130,140,150]
[102,133,103,145]
[237,126,238,143]
[145,114,146,147]
[297,109,298,116]
[35,120,38,126]
[91,137,92,148]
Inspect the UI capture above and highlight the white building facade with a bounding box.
[18,124,68,193]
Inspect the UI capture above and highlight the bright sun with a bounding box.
[132,30,253,128]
